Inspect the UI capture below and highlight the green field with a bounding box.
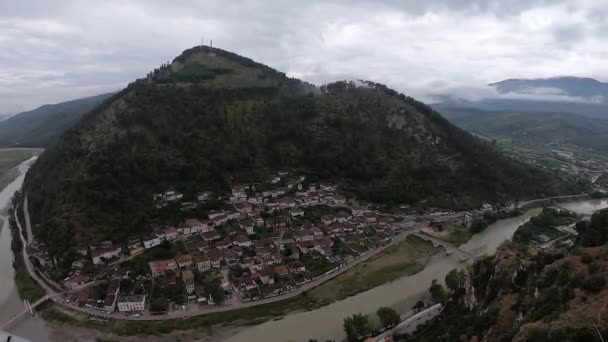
[0,148,42,191]
[308,235,437,302]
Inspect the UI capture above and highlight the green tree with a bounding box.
[376,306,401,328]
[445,269,465,292]
[429,279,447,303]
[343,313,371,342]
[206,280,226,304]
[413,300,425,313]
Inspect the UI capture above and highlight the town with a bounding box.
[26,172,500,318]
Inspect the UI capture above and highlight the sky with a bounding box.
[1,0,608,113]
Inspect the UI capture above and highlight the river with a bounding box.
[1,160,607,342]
[0,158,95,342]
[225,200,608,342]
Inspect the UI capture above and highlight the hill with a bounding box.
[22,46,586,257]
[435,105,608,154]
[0,93,114,147]
[490,76,608,101]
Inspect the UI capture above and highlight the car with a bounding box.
[132,313,141,318]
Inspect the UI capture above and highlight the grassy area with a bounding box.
[7,209,45,302]
[308,235,437,302]
[0,148,41,191]
[444,226,473,246]
[40,293,319,337]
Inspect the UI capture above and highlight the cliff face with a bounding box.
[459,243,608,341]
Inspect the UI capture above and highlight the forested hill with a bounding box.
[0,92,113,147]
[23,45,585,257]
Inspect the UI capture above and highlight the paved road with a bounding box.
[23,196,33,244]
[517,193,588,209]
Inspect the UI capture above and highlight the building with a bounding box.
[176,254,193,268]
[234,234,253,247]
[185,219,205,233]
[464,210,483,225]
[91,245,122,265]
[142,234,162,249]
[289,208,304,218]
[104,294,117,313]
[127,238,144,255]
[149,258,178,277]
[194,254,211,272]
[182,270,195,294]
[117,295,146,312]
[63,273,90,290]
[160,226,178,241]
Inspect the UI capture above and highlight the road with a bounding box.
[517,193,588,209]
[23,196,33,244]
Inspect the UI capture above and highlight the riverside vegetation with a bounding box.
[400,208,608,341]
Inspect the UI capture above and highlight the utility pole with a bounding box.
[593,322,606,342]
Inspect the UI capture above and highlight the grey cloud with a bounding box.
[0,0,607,113]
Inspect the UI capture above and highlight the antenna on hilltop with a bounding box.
[201,36,204,46]
[209,39,216,56]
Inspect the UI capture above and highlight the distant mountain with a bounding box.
[0,93,114,147]
[435,97,608,119]
[23,45,585,257]
[434,105,608,153]
[489,76,608,100]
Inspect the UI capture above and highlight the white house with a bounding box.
[185,219,204,233]
[142,235,162,249]
[117,295,146,312]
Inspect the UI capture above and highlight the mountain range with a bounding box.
[489,76,608,100]
[22,46,584,257]
[435,105,608,154]
[0,92,113,147]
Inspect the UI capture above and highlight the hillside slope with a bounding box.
[0,93,113,147]
[23,46,585,256]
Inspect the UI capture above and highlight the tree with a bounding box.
[343,313,371,342]
[429,279,447,303]
[376,306,401,328]
[206,280,226,304]
[445,269,466,292]
[413,300,425,313]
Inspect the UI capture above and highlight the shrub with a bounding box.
[581,274,606,293]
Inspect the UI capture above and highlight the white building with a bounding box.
[142,235,162,249]
[117,295,146,312]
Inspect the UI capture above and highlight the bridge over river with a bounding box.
[411,232,476,262]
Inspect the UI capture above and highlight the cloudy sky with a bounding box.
[1,0,608,113]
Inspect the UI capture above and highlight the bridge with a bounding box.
[0,293,58,329]
[411,232,476,262]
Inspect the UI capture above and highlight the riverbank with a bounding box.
[34,234,438,338]
[0,149,41,192]
[7,209,44,302]
[308,235,437,302]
